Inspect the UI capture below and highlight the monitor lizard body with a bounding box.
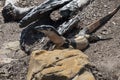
[35,5,120,50]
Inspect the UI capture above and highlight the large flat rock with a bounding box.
[27,49,95,80]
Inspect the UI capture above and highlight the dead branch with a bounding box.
[19,0,72,28]
[2,3,34,22]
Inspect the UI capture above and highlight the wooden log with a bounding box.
[19,0,72,28]
[59,0,90,18]
[2,3,34,22]
[57,14,80,35]
[19,0,93,28]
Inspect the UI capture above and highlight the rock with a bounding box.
[0,41,20,65]
[0,41,19,54]
[0,41,19,59]
[0,58,17,64]
[0,0,5,7]
[2,41,19,51]
[27,49,95,80]
[0,41,26,60]
[50,10,62,21]
[73,71,95,80]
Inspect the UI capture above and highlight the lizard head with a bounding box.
[35,25,65,47]
[35,25,61,36]
[35,25,53,33]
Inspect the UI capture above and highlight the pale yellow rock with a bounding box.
[27,49,95,80]
[73,71,95,80]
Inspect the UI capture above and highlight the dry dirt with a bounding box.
[0,0,120,80]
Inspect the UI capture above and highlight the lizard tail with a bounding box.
[86,4,120,33]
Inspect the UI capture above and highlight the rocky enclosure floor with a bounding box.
[0,0,120,80]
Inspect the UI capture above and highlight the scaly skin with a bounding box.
[35,25,90,50]
[35,5,120,50]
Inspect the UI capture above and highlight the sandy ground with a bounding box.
[0,0,120,80]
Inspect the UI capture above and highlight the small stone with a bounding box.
[112,21,116,25]
[101,29,108,35]
[104,5,107,8]
[118,77,120,80]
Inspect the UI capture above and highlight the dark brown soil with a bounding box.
[0,0,120,80]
